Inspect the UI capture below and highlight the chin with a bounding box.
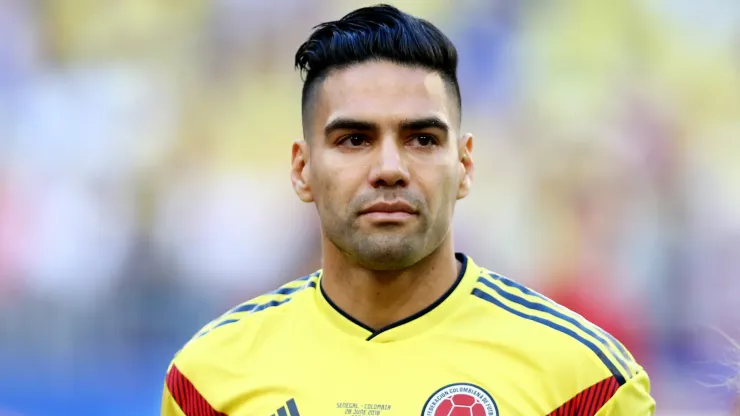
[349,236,425,271]
[356,255,418,271]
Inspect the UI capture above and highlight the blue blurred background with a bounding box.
[0,0,739,414]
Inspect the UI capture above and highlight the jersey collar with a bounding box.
[313,253,481,343]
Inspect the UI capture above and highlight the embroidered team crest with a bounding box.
[421,383,498,416]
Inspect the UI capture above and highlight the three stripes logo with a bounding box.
[272,398,301,416]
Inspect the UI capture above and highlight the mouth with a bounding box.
[359,201,418,222]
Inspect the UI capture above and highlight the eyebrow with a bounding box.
[323,116,450,137]
[324,118,376,136]
[399,117,449,134]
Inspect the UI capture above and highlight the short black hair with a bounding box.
[294,4,461,128]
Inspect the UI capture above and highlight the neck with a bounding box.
[320,236,461,331]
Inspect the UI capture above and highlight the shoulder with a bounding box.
[161,272,321,413]
[167,271,321,372]
[469,268,644,386]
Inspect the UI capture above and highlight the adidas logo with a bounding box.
[272,398,301,416]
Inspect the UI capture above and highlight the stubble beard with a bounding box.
[326,211,450,271]
[343,230,421,271]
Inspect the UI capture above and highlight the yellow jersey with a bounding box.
[161,254,655,415]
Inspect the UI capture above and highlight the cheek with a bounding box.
[315,169,354,214]
[418,164,459,204]
[318,156,367,195]
[321,180,339,207]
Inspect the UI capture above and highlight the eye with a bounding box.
[409,134,438,147]
[338,134,369,148]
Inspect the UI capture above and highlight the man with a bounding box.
[161,4,655,415]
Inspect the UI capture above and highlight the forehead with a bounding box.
[313,61,456,130]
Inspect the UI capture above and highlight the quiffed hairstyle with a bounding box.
[294,4,461,119]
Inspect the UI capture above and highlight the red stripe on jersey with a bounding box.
[166,364,227,416]
[548,375,620,416]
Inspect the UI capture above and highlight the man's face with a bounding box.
[291,61,474,270]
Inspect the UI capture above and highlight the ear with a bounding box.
[291,139,313,203]
[457,133,474,200]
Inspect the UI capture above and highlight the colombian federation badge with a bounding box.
[421,383,498,416]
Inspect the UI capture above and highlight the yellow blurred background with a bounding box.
[0,0,738,414]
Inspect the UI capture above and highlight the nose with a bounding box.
[369,137,410,188]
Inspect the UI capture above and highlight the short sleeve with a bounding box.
[594,371,655,415]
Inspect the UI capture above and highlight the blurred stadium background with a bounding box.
[0,0,739,414]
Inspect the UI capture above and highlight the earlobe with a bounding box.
[457,173,471,200]
[457,133,474,200]
[291,140,314,203]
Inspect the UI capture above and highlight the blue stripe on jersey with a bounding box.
[270,286,306,296]
[477,275,632,379]
[599,327,633,365]
[277,407,288,416]
[212,318,239,329]
[249,297,291,314]
[489,272,634,365]
[249,280,318,314]
[230,279,318,313]
[195,318,240,338]
[268,273,316,294]
[231,302,258,313]
[472,288,627,386]
[287,399,301,416]
[196,277,318,340]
